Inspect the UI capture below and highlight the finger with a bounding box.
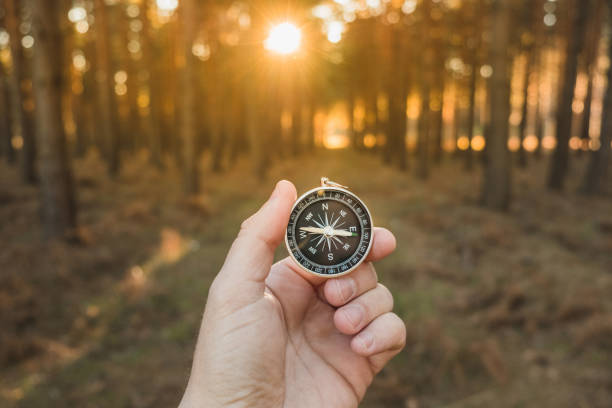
[276,227,396,289]
[323,262,377,307]
[351,312,406,372]
[334,283,394,335]
[213,180,297,309]
[365,227,396,262]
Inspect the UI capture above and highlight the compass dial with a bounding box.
[285,187,373,277]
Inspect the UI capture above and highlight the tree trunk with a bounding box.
[432,84,444,164]
[347,88,356,149]
[0,64,15,164]
[581,3,612,194]
[482,0,512,210]
[290,68,302,156]
[580,0,604,144]
[179,0,199,193]
[6,0,36,183]
[30,0,77,238]
[386,26,407,170]
[94,0,121,176]
[465,57,477,169]
[547,0,590,190]
[141,0,163,168]
[417,1,433,179]
[518,52,533,167]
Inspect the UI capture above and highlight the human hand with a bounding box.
[179,180,406,408]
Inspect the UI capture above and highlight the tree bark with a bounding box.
[465,56,477,169]
[386,26,407,170]
[580,0,604,144]
[581,2,612,194]
[94,0,121,176]
[481,0,511,210]
[547,0,590,190]
[518,52,533,167]
[30,0,77,238]
[0,64,15,164]
[290,67,302,156]
[141,0,164,168]
[6,0,36,183]
[179,0,199,193]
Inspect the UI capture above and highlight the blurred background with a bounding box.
[1,0,611,406]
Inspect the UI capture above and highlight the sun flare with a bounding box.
[264,22,301,55]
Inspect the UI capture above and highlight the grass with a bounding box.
[1,148,611,407]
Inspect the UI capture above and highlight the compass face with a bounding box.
[285,187,373,277]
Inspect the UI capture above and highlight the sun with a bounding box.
[264,22,301,55]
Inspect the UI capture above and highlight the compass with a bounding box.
[285,178,373,277]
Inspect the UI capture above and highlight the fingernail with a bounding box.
[342,305,363,329]
[357,331,374,351]
[335,278,356,302]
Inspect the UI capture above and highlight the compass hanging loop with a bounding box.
[320,177,349,189]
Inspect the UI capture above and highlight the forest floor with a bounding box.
[1,149,611,408]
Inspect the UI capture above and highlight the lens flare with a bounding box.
[264,22,301,55]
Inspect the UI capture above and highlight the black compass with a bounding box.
[285,178,373,277]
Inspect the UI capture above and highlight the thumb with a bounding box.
[212,180,297,309]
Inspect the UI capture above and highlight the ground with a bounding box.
[1,149,611,407]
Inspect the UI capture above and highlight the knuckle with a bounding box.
[377,283,394,309]
[389,313,407,349]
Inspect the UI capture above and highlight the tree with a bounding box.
[581,0,612,194]
[481,0,511,210]
[141,0,164,168]
[30,0,77,238]
[178,0,199,193]
[386,23,408,170]
[579,0,604,145]
[93,0,121,176]
[5,0,36,183]
[547,0,590,190]
[0,60,15,164]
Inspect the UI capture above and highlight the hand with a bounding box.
[179,181,406,408]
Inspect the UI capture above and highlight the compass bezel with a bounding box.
[285,185,374,278]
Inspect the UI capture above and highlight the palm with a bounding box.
[265,258,375,407]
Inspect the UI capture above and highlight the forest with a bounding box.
[1,0,611,407]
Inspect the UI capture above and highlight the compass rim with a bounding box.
[284,185,374,278]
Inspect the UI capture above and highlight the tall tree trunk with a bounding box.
[547,0,590,190]
[94,0,121,176]
[386,26,407,170]
[417,1,433,179]
[432,84,444,164]
[179,0,199,193]
[465,57,477,169]
[347,88,356,149]
[6,0,36,183]
[580,0,604,144]
[290,67,301,156]
[518,52,533,168]
[581,3,612,194]
[142,0,163,168]
[453,79,462,159]
[30,0,77,238]
[482,0,511,210]
[0,64,15,164]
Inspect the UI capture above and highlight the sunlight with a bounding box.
[264,22,301,55]
[156,0,178,12]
